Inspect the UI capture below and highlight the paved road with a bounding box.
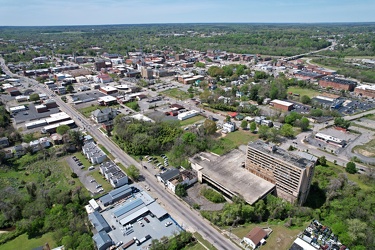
[0,58,239,250]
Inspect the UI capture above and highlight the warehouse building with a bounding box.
[318,76,357,91]
[270,99,294,111]
[354,84,375,98]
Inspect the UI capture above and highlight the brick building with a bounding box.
[354,85,375,98]
[270,99,294,111]
[318,77,357,91]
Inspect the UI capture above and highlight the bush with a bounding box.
[175,184,187,197]
[346,162,357,174]
[71,172,78,178]
[200,187,225,203]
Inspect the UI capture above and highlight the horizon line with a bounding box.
[1,21,375,28]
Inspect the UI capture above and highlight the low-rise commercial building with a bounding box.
[354,84,375,98]
[270,100,294,111]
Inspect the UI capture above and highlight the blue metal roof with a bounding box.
[110,185,132,199]
[92,231,112,250]
[113,198,143,218]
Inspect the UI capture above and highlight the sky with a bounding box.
[0,0,374,26]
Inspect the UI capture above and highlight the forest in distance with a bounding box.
[1,23,375,59]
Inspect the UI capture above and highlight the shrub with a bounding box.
[200,187,225,203]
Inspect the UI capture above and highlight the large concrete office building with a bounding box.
[246,140,317,205]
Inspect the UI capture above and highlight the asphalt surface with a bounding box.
[0,57,239,250]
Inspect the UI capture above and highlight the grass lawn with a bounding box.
[210,130,258,155]
[162,88,190,100]
[0,232,56,250]
[180,115,206,126]
[287,87,321,98]
[363,114,375,121]
[88,170,113,192]
[192,233,217,250]
[98,144,115,160]
[232,223,306,250]
[73,152,92,168]
[183,242,207,250]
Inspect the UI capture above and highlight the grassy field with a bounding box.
[352,139,375,158]
[324,161,374,191]
[0,232,56,250]
[183,242,207,250]
[210,130,258,155]
[180,115,206,126]
[232,223,307,250]
[162,88,190,100]
[287,87,321,98]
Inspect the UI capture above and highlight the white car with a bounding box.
[165,221,172,227]
[90,179,96,183]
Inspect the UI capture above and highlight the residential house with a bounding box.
[91,108,117,123]
[157,168,180,186]
[242,227,268,249]
[99,161,128,188]
[167,170,197,193]
[222,122,236,133]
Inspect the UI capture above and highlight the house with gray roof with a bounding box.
[82,141,107,164]
[91,107,117,123]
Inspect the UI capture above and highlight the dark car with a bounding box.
[144,217,150,223]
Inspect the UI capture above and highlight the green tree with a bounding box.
[310,108,323,117]
[56,125,70,135]
[240,120,248,130]
[318,156,327,166]
[299,117,310,131]
[334,117,351,129]
[175,184,187,197]
[280,124,294,138]
[66,85,74,93]
[300,95,311,104]
[249,122,257,133]
[346,162,357,174]
[29,93,40,102]
[203,119,217,135]
[195,62,205,68]
[127,165,140,180]
[258,125,269,140]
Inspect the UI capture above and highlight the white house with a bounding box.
[242,227,268,249]
[222,122,236,133]
[91,108,117,123]
[82,142,107,164]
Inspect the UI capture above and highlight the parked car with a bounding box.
[88,166,95,170]
[165,221,172,227]
[96,184,102,189]
[144,217,150,223]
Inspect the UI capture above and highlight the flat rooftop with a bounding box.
[248,140,315,169]
[190,149,275,205]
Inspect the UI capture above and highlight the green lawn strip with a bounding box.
[231,222,306,250]
[88,169,113,192]
[179,115,206,126]
[351,122,375,132]
[98,144,114,160]
[162,88,190,100]
[73,152,92,168]
[192,233,217,250]
[287,87,321,98]
[0,232,56,250]
[183,241,208,250]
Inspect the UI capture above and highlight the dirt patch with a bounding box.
[354,148,375,157]
[184,183,225,211]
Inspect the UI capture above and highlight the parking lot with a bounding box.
[67,155,105,195]
[336,99,375,115]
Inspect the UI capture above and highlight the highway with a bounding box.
[0,57,240,250]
